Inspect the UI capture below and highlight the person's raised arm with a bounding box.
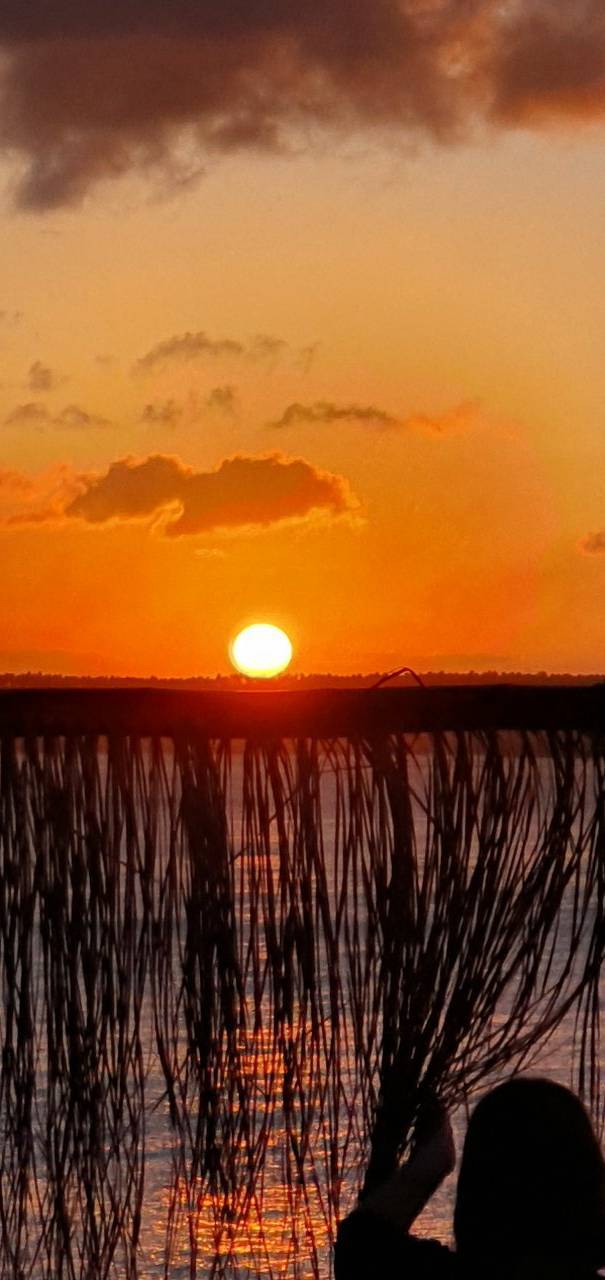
[334,1101,456,1280]
[357,1098,456,1232]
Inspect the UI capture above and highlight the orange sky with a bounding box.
[1,3,605,676]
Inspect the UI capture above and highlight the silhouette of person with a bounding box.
[335,1077,605,1279]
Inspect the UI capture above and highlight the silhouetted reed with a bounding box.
[0,688,604,1277]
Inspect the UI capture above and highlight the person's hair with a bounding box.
[454,1077,605,1270]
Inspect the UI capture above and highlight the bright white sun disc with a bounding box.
[230,624,293,678]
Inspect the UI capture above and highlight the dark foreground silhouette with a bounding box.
[2,692,605,1277]
[335,1078,605,1280]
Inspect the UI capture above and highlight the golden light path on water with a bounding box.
[145,1019,332,1277]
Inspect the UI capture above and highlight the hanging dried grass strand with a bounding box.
[0,734,39,1278]
[0,687,604,1278]
[360,728,605,1194]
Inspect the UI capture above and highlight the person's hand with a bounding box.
[356,1093,455,1230]
[409,1093,456,1183]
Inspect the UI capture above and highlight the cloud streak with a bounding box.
[26,361,62,392]
[0,451,359,536]
[135,332,244,373]
[205,385,238,415]
[140,399,185,427]
[135,330,296,373]
[579,530,605,556]
[140,386,238,426]
[2,2,604,208]
[0,310,23,326]
[271,401,397,429]
[5,402,111,430]
[271,398,479,432]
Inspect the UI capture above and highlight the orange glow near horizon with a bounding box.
[0,108,605,676]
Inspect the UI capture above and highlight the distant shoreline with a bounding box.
[0,670,603,690]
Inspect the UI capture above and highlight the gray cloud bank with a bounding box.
[1,1,604,208]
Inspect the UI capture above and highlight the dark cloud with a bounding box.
[5,401,111,429]
[487,3,605,126]
[270,398,478,431]
[134,330,290,373]
[135,330,244,371]
[271,401,399,429]
[60,404,112,429]
[297,343,321,376]
[205,385,237,414]
[64,451,358,535]
[0,309,23,326]
[5,402,49,428]
[26,360,61,392]
[249,335,289,363]
[135,331,244,373]
[2,2,604,209]
[140,399,184,427]
[140,388,236,424]
[579,530,605,555]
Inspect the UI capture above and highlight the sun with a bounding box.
[230,623,293,678]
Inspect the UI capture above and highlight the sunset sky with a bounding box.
[1,1,605,676]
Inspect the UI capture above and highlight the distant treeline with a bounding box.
[0,670,603,689]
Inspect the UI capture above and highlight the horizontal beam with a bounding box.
[0,685,604,738]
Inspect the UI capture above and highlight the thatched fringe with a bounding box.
[0,720,604,1276]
